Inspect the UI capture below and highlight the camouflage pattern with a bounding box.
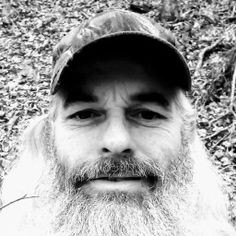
[51,9,191,94]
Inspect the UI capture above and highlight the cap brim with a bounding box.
[51,32,191,94]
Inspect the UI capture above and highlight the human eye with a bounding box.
[67,109,104,121]
[127,108,166,125]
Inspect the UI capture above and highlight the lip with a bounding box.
[74,175,158,191]
[90,176,143,182]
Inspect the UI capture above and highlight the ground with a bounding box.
[0,0,236,226]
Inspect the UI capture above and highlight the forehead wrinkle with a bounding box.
[63,58,170,108]
[121,83,132,106]
[92,80,132,108]
[115,81,135,108]
[111,80,130,105]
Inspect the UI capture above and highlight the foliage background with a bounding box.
[0,0,236,226]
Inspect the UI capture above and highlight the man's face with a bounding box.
[1,58,196,236]
[42,58,195,236]
[53,58,183,198]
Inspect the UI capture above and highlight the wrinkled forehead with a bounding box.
[57,55,176,103]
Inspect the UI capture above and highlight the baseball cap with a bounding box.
[51,9,191,94]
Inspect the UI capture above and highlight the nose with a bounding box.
[101,116,133,155]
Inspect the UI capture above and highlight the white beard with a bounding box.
[0,117,235,236]
[13,143,205,236]
[30,156,195,236]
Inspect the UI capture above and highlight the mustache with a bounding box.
[63,154,164,189]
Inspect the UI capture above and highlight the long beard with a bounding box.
[1,131,233,236]
[32,145,196,236]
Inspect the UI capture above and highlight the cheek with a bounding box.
[133,121,182,169]
[54,122,97,167]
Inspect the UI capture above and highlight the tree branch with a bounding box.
[230,62,236,110]
[0,194,39,211]
[193,37,223,78]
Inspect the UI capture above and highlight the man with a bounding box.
[0,9,235,236]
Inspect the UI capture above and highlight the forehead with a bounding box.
[59,56,174,104]
[81,59,162,92]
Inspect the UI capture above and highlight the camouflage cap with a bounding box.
[51,9,191,94]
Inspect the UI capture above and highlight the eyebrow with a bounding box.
[64,90,98,107]
[130,92,169,107]
[63,90,169,108]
